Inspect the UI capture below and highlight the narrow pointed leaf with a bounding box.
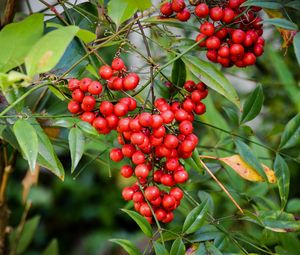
[69,127,85,173]
[13,119,38,171]
[279,112,300,149]
[107,0,137,27]
[241,1,283,9]
[25,26,79,77]
[121,209,152,237]
[171,58,186,88]
[42,239,59,255]
[263,18,298,30]
[274,154,290,209]
[182,200,208,234]
[170,238,185,255]
[153,242,169,255]
[241,84,264,123]
[110,239,141,255]
[182,56,240,108]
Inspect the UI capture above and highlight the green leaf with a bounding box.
[69,127,85,173]
[170,238,185,255]
[293,32,300,66]
[153,242,169,255]
[49,86,66,101]
[25,26,79,77]
[129,0,152,10]
[279,112,300,149]
[13,119,38,171]
[287,198,300,213]
[121,209,152,237]
[0,14,44,73]
[77,121,100,137]
[263,18,298,30]
[241,0,283,9]
[30,119,64,179]
[16,216,40,254]
[76,29,97,44]
[285,1,300,10]
[235,140,267,180]
[107,0,137,28]
[110,239,141,255]
[182,200,208,234]
[171,58,186,88]
[204,242,223,255]
[274,154,290,209]
[182,55,240,108]
[241,84,264,123]
[42,239,59,255]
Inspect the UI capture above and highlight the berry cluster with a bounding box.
[99,58,140,91]
[110,81,208,223]
[160,0,265,67]
[67,58,139,134]
[160,0,191,22]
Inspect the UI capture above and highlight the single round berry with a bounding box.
[210,7,224,21]
[200,22,215,37]
[123,73,140,90]
[68,100,80,114]
[122,187,134,201]
[171,0,185,12]
[160,2,173,16]
[110,148,124,162]
[79,78,92,92]
[135,164,150,178]
[176,8,191,21]
[68,78,80,91]
[99,65,113,80]
[111,58,125,71]
[88,81,103,95]
[121,165,134,178]
[145,186,160,201]
[195,3,209,18]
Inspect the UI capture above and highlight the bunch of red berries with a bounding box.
[99,58,140,91]
[160,0,191,22]
[160,0,265,68]
[67,58,139,134]
[195,1,264,67]
[110,80,208,223]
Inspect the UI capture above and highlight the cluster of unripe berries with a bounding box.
[160,0,265,67]
[67,58,139,134]
[110,80,208,223]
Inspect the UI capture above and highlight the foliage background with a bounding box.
[0,0,299,254]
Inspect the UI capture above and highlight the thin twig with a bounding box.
[199,159,244,214]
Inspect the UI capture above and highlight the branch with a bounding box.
[1,0,16,28]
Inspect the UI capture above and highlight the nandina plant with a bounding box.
[0,0,299,254]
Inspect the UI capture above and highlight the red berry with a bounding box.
[122,187,134,201]
[145,186,160,201]
[153,170,163,183]
[176,8,190,21]
[200,22,215,37]
[151,114,164,129]
[114,102,129,117]
[72,89,84,102]
[196,33,207,47]
[222,8,235,23]
[139,112,153,127]
[210,7,223,21]
[132,151,146,165]
[121,165,133,178]
[253,44,264,56]
[174,170,189,183]
[206,36,221,50]
[111,58,125,71]
[162,195,176,210]
[243,52,256,66]
[170,187,183,201]
[112,77,123,91]
[230,44,245,56]
[165,158,179,171]
[68,78,80,91]
[218,45,230,58]
[123,73,139,90]
[110,148,124,162]
[133,191,144,203]
[81,95,96,111]
[164,134,179,149]
[232,29,246,44]
[194,102,206,115]
[80,111,95,124]
[99,101,114,116]
[160,174,175,187]
[171,0,185,12]
[162,212,174,223]
[153,126,166,138]
[131,132,146,145]
[106,115,119,129]
[155,209,167,221]
[179,120,193,135]
[228,0,241,9]
[160,2,173,16]
[194,3,209,18]
[93,117,107,130]
[79,78,92,92]
[99,65,113,80]
[88,81,103,95]
[161,110,174,124]
[68,100,80,114]
[135,164,149,178]
[206,50,218,62]
[122,144,136,158]
[139,203,152,217]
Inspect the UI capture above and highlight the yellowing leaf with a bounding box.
[219,155,276,183]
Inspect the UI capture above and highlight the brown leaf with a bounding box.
[22,165,40,203]
[219,155,276,183]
